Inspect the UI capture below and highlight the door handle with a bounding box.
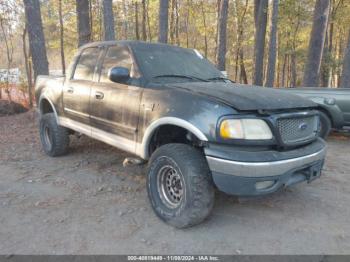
[95,91,104,100]
[67,87,74,93]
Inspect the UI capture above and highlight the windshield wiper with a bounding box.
[206,76,234,83]
[152,74,209,82]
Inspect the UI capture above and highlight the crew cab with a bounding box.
[35,41,327,228]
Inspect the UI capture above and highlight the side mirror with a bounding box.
[108,66,130,83]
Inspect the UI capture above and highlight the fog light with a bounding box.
[255,180,275,190]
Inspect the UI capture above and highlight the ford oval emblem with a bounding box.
[299,123,308,131]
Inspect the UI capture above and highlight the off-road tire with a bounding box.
[39,113,70,157]
[318,111,332,139]
[147,143,215,228]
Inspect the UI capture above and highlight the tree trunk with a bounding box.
[58,0,66,75]
[291,52,297,87]
[340,29,350,88]
[102,0,115,41]
[0,16,14,102]
[158,0,169,43]
[23,0,49,79]
[46,1,52,46]
[122,0,128,39]
[254,0,259,27]
[287,53,291,87]
[22,26,33,108]
[175,0,179,45]
[303,0,330,87]
[233,0,240,81]
[253,0,268,86]
[277,46,280,87]
[89,0,93,41]
[97,0,102,40]
[141,0,147,41]
[321,0,342,87]
[233,0,249,83]
[216,0,229,71]
[328,21,334,86]
[76,0,91,46]
[338,30,345,87]
[185,0,190,48]
[134,1,140,40]
[320,32,331,87]
[215,0,221,59]
[146,0,152,41]
[170,0,175,44]
[240,50,248,84]
[290,12,301,87]
[265,0,279,87]
[282,53,287,87]
[168,0,179,45]
[320,2,333,87]
[201,0,208,57]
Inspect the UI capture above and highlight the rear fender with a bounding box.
[38,94,59,124]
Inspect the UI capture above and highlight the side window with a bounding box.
[73,47,101,81]
[100,46,133,83]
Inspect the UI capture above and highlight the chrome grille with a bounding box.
[277,115,318,145]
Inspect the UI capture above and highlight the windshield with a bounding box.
[131,44,224,83]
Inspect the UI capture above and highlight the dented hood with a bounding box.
[170,82,316,111]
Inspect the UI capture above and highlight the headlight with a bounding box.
[219,119,273,140]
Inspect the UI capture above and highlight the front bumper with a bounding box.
[205,139,327,196]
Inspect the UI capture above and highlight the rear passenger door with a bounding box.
[63,47,102,125]
[89,45,142,151]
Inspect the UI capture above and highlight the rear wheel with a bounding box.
[39,113,70,157]
[318,111,332,139]
[147,143,215,228]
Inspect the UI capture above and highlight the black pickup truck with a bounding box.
[35,41,327,228]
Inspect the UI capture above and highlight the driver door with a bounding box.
[89,45,142,147]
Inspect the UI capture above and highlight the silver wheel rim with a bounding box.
[157,165,184,209]
[43,126,52,151]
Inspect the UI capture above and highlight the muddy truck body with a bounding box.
[35,41,327,228]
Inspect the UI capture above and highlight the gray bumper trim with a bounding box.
[206,147,327,178]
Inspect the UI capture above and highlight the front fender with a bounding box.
[137,86,237,159]
[136,117,208,159]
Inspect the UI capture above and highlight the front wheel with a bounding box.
[147,144,215,228]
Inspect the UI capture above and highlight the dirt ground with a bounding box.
[1,111,350,255]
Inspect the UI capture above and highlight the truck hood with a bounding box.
[169,82,316,111]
